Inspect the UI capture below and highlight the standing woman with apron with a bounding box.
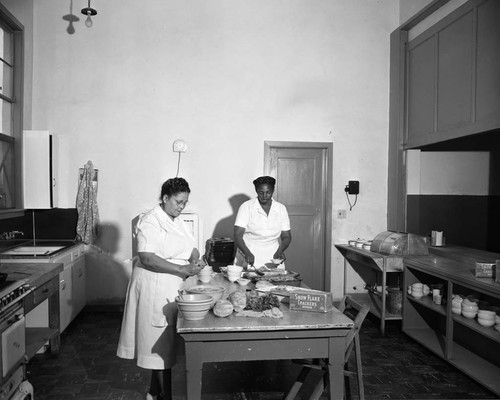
[234,176,292,269]
[117,177,203,400]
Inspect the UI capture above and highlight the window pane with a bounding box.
[0,61,13,99]
[0,27,13,65]
[0,99,12,135]
[0,136,14,208]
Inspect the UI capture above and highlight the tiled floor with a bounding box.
[26,310,498,400]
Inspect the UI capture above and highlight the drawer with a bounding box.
[23,276,59,313]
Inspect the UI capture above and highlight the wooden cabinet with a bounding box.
[403,253,500,395]
[405,0,500,149]
[22,130,59,208]
[70,246,86,321]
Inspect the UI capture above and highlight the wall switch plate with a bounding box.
[337,209,347,219]
[173,139,187,153]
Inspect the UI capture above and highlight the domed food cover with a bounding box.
[370,231,428,255]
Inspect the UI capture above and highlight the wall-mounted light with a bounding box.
[81,0,97,28]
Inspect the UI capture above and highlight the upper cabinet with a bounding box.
[405,0,500,149]
[23,131,59,209]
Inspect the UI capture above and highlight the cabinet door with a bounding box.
[436,10,474,132]
[59,266,73,333]
[476,0,500,123]
[71,254,86,320]
[407,36,436,140]
[22,130,58,208]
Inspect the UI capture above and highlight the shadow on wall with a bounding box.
[211,194,250,238]
[86,222,130,306]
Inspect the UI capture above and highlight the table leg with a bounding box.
[184,343,203,400]
[327,336,345,400]
[381,264,387,336]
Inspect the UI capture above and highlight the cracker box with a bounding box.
[289,290,333,313]
[475,262,495,278]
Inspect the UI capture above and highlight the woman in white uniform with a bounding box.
[234,176,292,268]
[117,177,203,400]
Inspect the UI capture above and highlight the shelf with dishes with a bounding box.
[403,257,500,396]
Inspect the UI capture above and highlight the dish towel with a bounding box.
[76,160,100,244]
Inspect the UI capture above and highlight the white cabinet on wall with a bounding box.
[23,130,59,208]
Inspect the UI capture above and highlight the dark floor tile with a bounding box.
[25,310,498,400]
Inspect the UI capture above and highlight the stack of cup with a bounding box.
[409,283,424,299]
[198,266,214,283]
[226,265,243,282]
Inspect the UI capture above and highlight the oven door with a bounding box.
[1,306,25,379]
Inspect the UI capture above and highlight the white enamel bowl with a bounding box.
[185,285,225,307]
[477,310,496,320]
[477,318,495,327]
[462,311,477,319]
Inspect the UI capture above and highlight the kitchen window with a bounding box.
[0,4,23,213]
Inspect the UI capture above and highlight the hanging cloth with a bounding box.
[76,160,100,244]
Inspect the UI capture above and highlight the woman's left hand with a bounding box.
[273,251,285,261]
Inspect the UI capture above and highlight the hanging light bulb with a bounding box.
[81,0,97,28]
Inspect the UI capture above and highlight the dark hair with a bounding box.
[160,177,191,198]
[253,176,276,190]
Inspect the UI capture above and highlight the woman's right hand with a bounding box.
[181,263,203,279]
[245,253,255,266]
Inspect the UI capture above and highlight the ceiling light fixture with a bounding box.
[81,0,97,28]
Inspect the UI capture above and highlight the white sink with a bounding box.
[1,246,65,256]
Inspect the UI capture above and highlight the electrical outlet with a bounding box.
[337,209,347,219]
[173,139,187,153]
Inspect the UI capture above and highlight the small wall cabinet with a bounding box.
[403,253,500,396]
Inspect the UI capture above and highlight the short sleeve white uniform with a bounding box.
[117,205,195,369]
[234,198,290,268]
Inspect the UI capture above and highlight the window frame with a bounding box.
[0,3,23,217]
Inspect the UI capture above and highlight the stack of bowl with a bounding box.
[461,297,478,319]
[451,294,463,315]
[477,308,496,327]
[175,294,213,321]
[226,265,244,282]
[185,285,226,308]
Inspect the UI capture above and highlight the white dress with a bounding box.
[234,198,291,268]
[116,205,195,369]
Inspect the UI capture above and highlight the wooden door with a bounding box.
[264,142,332,291]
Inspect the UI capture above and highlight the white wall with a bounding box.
[6,0,399,303]
[407,150,490,195]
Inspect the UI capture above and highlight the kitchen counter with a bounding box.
[0,261,63,289]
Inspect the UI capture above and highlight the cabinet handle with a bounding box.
[78,270,83,278]
[53,178,56,187]
[61,280,66,290]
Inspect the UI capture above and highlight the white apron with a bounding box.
[117,205,195,369]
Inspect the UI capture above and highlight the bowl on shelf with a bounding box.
[477,310,496,320]
[461,303,478,313]
[462,310,477,319]
[477,318,495,327]
[236,278,250,286]
[451,307,462,315]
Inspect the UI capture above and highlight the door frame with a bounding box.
[264,141,333,291]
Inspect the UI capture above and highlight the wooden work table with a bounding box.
[0,262,63,359]
[178,274,353,400]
